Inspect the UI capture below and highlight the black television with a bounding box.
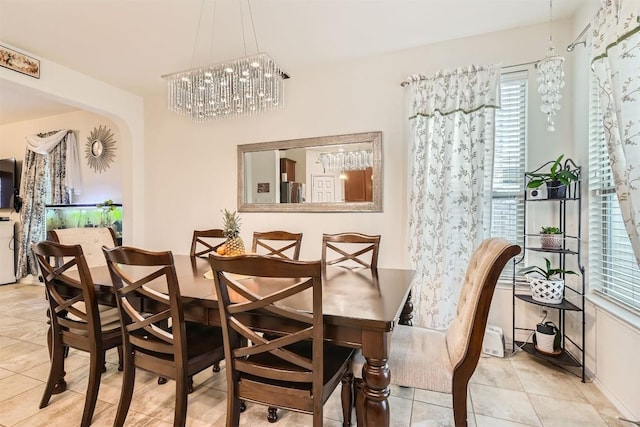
[0,158,17,210]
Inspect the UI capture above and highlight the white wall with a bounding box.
[0,110,123,208]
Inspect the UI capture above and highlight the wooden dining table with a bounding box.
[85,254,415,427]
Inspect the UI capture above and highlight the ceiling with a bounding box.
[0,0,590,125]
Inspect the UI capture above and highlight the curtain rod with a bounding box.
[399,60,538,87]
[567,23,591,51]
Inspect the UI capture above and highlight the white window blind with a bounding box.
[588,74,640,312]
[491,72,527,251]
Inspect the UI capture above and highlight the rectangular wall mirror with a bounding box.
[238,131,382,212]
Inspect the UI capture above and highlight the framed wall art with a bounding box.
[0,45,40,79]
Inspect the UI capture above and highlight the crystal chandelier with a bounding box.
[317,150,373,172]
[536,0,565,132]
[162,1,289,122]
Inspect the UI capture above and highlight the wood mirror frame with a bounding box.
[238,131,382,212]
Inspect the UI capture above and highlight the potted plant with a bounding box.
[533,321,562,355]
[526,154,579,199]
[539,226,563,250]
[518,258,577,304]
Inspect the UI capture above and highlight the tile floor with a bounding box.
[0,283,627,427]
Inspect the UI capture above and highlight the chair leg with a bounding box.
[354,378,364,427]
[101,351,107,373]
[341,372,353,426]
[174,375,189,427]
[187,375,194,394]
[267,406,278,423]
[158,376,168,384]
[80,351,104,427]
[452,379,468,427]
[227,396,241,427]
[114,353,135,427]
[46,325,67,395]
[117,345,124,371]
[40,335,66,408]
[212,361,220,372]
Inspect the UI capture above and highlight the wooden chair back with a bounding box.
[251,230,303,260]
[103,246,186,370]
[190,228,225,258]
[209,254,351,426]
[33,240,122,427]
[321,232,380,269]
[34,240,104,350]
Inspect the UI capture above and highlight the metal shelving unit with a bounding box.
[512,158,587,382]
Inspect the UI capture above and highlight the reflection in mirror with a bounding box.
[238,132,382,212]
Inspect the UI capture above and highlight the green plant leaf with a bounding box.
[519,256,577,280]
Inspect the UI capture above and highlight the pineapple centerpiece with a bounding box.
[218,209,245,256]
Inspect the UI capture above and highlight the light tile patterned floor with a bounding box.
[0,283,627,426]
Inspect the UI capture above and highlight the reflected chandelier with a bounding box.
[162,1,289,122]
[537,0,565,132]
[317,150,373,172]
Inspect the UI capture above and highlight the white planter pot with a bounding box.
[540,233,563,249]
[528,277,564,304]
[535,330,557,353]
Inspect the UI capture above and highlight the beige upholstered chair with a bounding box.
[354,238,520,427]
[48,227,117,268]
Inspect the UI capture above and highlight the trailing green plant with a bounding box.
[540,226,562,234]
[526,155,579,189]
[96,199,115,211]
[518,257,577,280]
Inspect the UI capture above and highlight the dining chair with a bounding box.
[33,240,123,427]
[103,246,226,427]
[354,238,520,427]
[321,232,380,269]
[208,254,355,427]
[251,230,303,260]
[48,227,118,268]
[190,228,225,258]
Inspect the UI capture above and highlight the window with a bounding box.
[589,75,640,312]
[490,72,527,253]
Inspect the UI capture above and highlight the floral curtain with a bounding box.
[407,64,501,329]
[591,0,640,265]
[16,130,73,279]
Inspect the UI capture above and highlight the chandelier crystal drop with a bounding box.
[317,150,373,172]
[537,46,565,132]
[537,0,565,132]
[163,53,288,122]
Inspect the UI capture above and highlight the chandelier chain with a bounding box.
[248,0,261,53]
[548,0,554,45]
[191,0,207,69]
[209,0,217,60]
[239,0,248,56]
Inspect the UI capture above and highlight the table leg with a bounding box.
[358,332,391,427]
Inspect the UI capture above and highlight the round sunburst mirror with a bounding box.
[85,125,116,173]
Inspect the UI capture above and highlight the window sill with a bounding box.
[587,292,640,332]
